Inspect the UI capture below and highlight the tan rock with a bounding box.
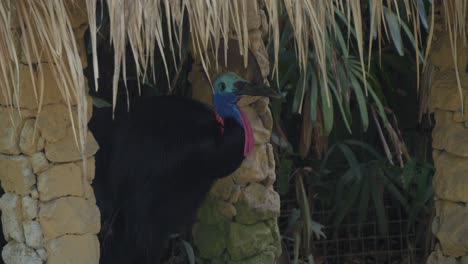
[36,104,71,143]
[229,185,242,204]
[0,108,23,155]
[428,70,468,112]
[263,144,276,187]
[430,35,468,71]
[0,154,35,195]
[461,255,468,264]
[0,64,63,110]
[30,153,49,174]
[30,189,39,200]
[45,131,98,163]
[39,197,100,240]
[432,119,468,157]
[22,196,38,221]
[253,97,270,115]
[240,106,272,145]
[210,177,236,201]
[37,163,83,201]
[46,234,99,264]
[426,244,458,264]
[83,183,96,203]
[74,158,96,182]
[19,119,42,155]
[433,151,468,202]
[1,241,42,264]
[0,193,24,243]
[218,201,237,219]
[232,144,273,184]
[453,97,468,122]
[36,248,47,261]
[235,183,280,224]
[23,221,43,249]
[433,201,468,256]
[65,0,89,28]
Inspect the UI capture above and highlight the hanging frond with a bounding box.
[0,0,466,160]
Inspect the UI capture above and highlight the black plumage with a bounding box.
[89,96,246,264]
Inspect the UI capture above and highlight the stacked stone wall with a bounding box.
[0,2,100,263]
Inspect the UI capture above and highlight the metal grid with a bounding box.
[279,194,421,264]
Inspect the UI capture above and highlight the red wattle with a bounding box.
[239,110,254,156]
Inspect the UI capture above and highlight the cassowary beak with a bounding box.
[234,81,280,99]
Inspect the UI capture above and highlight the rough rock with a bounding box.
[428,71,467,112]
[229,185,242,204]
[239,106,272,145]
[45,131,98,163]
[19,119,43,155]
[461,255,468,264]
[35,248,47,261]
[22,196,38,220]
[433,151,468,202]
[430,35,468,71]
[30,153,49,174]
[197,197,231,225]
[30,189,39,200]
[83,183,96,203]
[263,144,276,186]
[23,221,43,249]
[227,250,276,264]
[231,144,274,184]
[45,234,99,264]
[37,163,83,201]
[0,154,35,195]
[433,201,468,256]
[227,222,273,261]
[39,197,100,240]
[432,118,468,157]
[74,158,95,182]
[1,241,42,264]
[36,104,71,143]
[0,64,63,110]
[0,193,24,243]
[235,183,280,224]
[0,108,23,155]
[266,218,282,257]
[65,0,89,28]
[210,177,236,201]
[218,201,237,219]
[453,96,468,123]
[192,223,226,259]
[426,244,458,264]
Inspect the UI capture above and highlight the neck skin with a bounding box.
[213,93,254,156]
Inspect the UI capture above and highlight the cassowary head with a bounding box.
[212,72,278,156]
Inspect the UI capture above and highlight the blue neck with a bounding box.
[213,93,243,127]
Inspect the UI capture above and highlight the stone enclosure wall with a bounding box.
[0,3,101,263]
[426,7,468,264]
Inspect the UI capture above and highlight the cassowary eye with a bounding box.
[220,82,226,91]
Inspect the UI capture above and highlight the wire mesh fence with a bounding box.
[279,194,422,264]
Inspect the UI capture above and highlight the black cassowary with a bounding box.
[88,73,278,264]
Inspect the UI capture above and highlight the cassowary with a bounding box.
[88,72,277,264]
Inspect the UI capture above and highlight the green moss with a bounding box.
[192,222,227,259]
[227,222,273,261]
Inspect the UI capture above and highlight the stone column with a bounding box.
[426,6,468,264]
[0,3,100,264]
[189,1,281,263]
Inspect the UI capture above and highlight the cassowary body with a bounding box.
[89,73,277,263]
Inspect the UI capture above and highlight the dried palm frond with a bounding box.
[1,0,89,169]
[0,0,466,160]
